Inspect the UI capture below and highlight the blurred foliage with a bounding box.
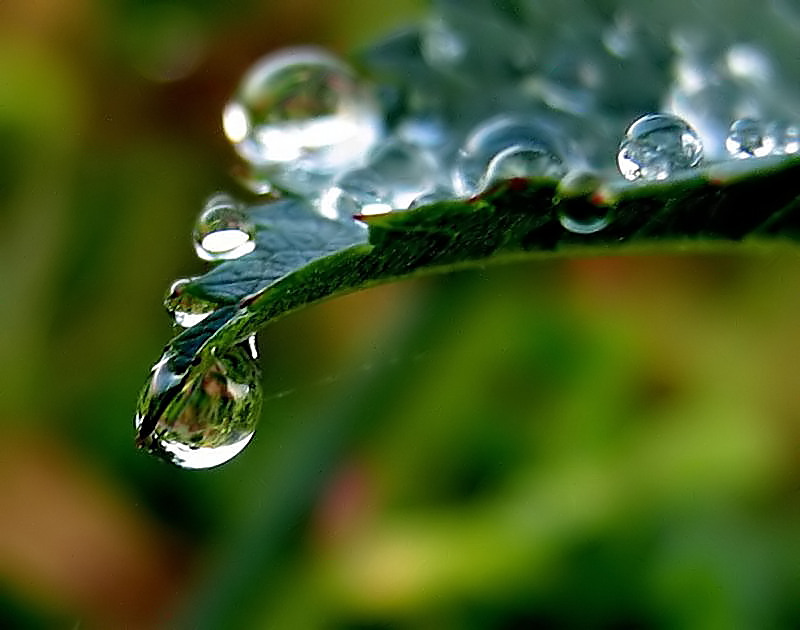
[0,0,799,629]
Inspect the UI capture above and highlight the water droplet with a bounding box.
[419,8,533,82]
[222,47,383,195]
[368,139,441,209]
[453,115,569,197]
[135,345,262,469]
[603,13,637,58]
[318,169,392,221]
[230,163,274,196]
[421,18,467,69]
[780,124,800,154]
[557,204,610,235]
[725,44,773,83]
[408,185,453,209]
[555,171,609,234]
[725,118,776,158]
[164,278,217,328]
[617,113,703,181]
[244,334,259,360]
[193,193,256,261]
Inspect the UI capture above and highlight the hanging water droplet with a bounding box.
[164,278,217,328]
[725,118,776,158]
[193,193,256,261]
[555,171,609,234]
[617,113,703,181]
[222,47,383,195]
[453,115,569,197]
[557,204,610,235]
[135,345,262,469]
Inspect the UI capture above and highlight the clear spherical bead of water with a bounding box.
[453,115,569,197]
[725,118,776,158]
[367,139,441,209]
[193,193,256,261]
[780,124,800,154]
[319,139,442,220]
[222,47,383,195]
[555,171,610,234]
[135,345,262,470]
[319,168,392,221]
[617,113,703,181]
[164,278,217,328]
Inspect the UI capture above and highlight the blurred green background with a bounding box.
[2,0,800,628]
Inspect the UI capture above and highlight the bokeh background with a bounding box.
[2,0,800,628]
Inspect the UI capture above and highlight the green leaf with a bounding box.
[137,155,800,460]
[179,155,800,365]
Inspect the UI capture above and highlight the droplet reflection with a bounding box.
[223,47,382,195]
[193,193,256,261]
[617,113,703,181]
[135,345,262,469]
[164,278,218,328]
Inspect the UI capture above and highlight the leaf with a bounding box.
[136,155,800,462]
[172,155,800,368]
[186,199,367,304]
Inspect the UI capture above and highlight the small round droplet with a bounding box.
[555,171,610,234]
[725,118,776,158]
[453,116,569,197]
[135,345,262,469]
[780,124,800,154]
[222,47,383,195]
[557,204,610,235]
[617,113,703,181]
[164,278,217,328]
[421,18,467,70]
[485,144,564,183]
[318,169,392,221]
[193,193,256,261]
[368,139,441,209]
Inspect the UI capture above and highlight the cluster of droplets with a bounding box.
[138,0,800,469]
[220,4,800,226]
[136,193,265,469]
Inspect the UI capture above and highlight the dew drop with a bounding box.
[193,193,256,261]
[408,185,453,209]
[164,278,217,328]
[453,115,569,197]
[318,168,392,221]
[555,171,609,234]
[135,345,262,469]
[617,113,703,181]
[421,17,467,69]
[557,205,610,235]
[222,47,383,195]
[725,118,776,158]
[780,124,800,154]
[368,139,441,209]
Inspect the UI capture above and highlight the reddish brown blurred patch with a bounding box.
[0,429,190,628]
[311,459,375,547]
